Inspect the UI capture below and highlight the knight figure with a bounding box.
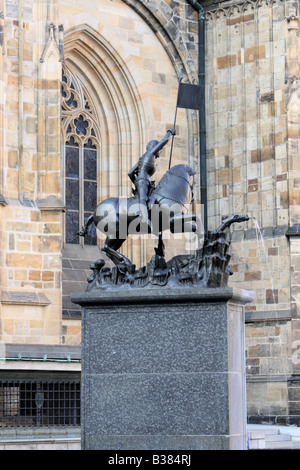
[128,128,176,227]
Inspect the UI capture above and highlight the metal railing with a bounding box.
[0,378,80,428]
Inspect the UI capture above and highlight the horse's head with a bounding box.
[170,164,195,179]
[170,165,195,197]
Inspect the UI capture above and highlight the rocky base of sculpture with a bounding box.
[86,230,233,291]
[71,287,254,450]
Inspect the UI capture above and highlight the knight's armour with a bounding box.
[137,152,156,178]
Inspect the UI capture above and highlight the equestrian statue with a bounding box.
[77,128,203,266]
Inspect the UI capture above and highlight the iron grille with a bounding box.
[0,379,80,428]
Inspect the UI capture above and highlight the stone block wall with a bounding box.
[202,0,299,421]
[246,319,292,420]
[230,231,290,313]
[0,0,64,346]
[205,0,288,231]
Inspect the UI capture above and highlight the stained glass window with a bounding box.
[74,115,89,136]
[62,67,99,246]
[82,141,97,245]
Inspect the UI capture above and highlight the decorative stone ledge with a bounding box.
[37,196,65,212]
[71,286,254,307]
[1,343,81,362]
[286,224,300,238]
[245,309,292,323]
[0,426,81,441]
[0,291,51,306]
[232,225,288,242]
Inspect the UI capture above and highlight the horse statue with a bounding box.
[77,164,203,266]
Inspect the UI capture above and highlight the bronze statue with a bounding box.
[77,129,250,290]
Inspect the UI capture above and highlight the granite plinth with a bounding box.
[71,287,253,450]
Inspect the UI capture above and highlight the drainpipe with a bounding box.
[186,0,207,235]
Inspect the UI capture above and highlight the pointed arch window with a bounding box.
[61,67,99,246]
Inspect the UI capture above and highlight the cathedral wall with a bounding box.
[203,0,299,420]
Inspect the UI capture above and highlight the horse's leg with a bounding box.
[77,214,94,237]
[169,213,204,250]
[101,237,133,266]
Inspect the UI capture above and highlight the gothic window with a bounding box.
[61,67,100,246]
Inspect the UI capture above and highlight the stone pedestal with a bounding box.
[71,287,253,450]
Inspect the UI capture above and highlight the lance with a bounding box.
[168,70,183,170]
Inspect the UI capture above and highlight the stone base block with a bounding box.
[71,287,253,450]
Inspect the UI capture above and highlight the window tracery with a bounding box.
[61,66,100,246]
